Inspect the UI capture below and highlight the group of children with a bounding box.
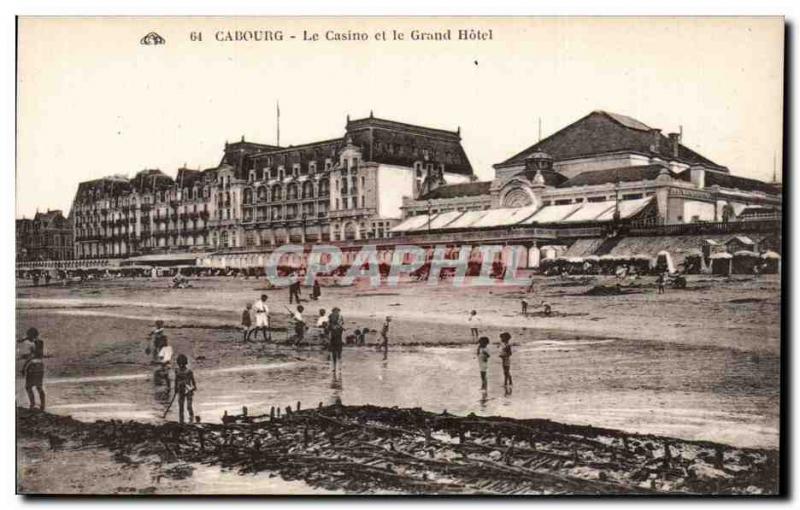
[467,310,513,391]
[476,332,513,391]
[147,321,198,424]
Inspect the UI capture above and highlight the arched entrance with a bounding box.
[343,221,358,241]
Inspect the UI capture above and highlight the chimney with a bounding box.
[650,129,662,153]
[668,132,681,158]
[689,165,706,189]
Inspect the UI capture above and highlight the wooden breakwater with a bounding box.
[17,405,778,495]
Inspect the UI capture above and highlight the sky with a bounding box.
[16,17,784,218]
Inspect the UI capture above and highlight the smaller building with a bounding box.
[16,210,73,261]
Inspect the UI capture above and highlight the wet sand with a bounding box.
[15,274,781,493]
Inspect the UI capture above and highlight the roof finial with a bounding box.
[457,126,461,135]
[370,110,374,118]
[241,135,245,142]
[347,113,350,123]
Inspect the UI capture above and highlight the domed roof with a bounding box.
[525,151,553,161]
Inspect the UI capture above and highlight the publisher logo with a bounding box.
[140,32,166,46]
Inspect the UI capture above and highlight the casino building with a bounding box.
[394,111,781,234]
[69,113,474,259]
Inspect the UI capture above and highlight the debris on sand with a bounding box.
[729,298,766,304]
[584,285,627,296]
[17,406,778,495]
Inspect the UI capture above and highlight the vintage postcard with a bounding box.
[15,16,783,495]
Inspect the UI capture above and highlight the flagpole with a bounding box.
[277,100,281,147]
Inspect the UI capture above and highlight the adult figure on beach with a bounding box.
[19,327,46,410]
[253,294,271,342]
[327,307,345,373]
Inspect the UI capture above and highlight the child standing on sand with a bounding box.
[241,303,253,342]
[19,327,46,411]
[147,320,166,362]
[499,332,513,387]
[174,354,197,424]
[468,310,480,341]
[477,336,490,391]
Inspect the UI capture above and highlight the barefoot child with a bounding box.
[381,316,391,358]
[253,294,271,342]
[327,307,344,373]
[147,320,166,362]
[287,305,306,345]
[499,332,513,387]
[19,327,46,410]
[477,336,490,391]
[241,303,253,342]
[468,310,480,341]
[174,354,197,424]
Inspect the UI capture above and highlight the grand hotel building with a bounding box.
[69,114,473,259]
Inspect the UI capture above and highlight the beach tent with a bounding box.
[628,254,654,274]
[725,236,756,254]
[654,250,676,274]
[683,249,706,274]
[761,251,781,274]
[710,252,733,275]
[732,250,760,274]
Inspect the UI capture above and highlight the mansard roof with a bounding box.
[558,164,670,188]
[419,181,491,200]
[675,168,780,195]
[240,114,474,177]
[495,110,727,172]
